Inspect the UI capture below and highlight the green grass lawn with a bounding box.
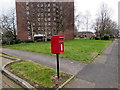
[3,39,111,62]
[6,60,70,88]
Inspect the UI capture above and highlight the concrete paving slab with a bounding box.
[64,78,95,88]
[93,55,107,64]
[118,40,120,90]
[0,56,2,90]
[0,57,23,89]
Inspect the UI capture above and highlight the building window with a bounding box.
[45,22,47,26]
[33,13,35,15]
[45,18,47,21]
[54,27,56,30]
[48,22,50,26]
[53,12,56,16]
[60,16,63,19]
[38,27,40,30]
[60,11,62,15]
[38,13,40,17]
[44,3,47,7]
[53,8,56,11]
[48,8,50,12]
[54,22,56,25]
[27,17,29,20]
[41,13,43,16]
[47,27,51,30]
[27,26,30,30]
[38,18,40,21]
[27,21,30,25]
[48,13,50,16]
[37,9,40,12]
[54,17,56,21]
[48,3,50,7]
[26,6,29,10]
[31,4,33,7]
[41,4,43,7]
[48,32,51,34]
[41,18,43,20]
[26,2,29,6]
[33,23,35,26]
[33,27,36,31]
[53,3,56,7]
[42,27,44,31]
[42,23,44,26]
[48,17,50,21]
[44,13,47,17]
[38,22,40,26]
[37,4,40,7]
[28,31,31,40]
[26,11,29,15]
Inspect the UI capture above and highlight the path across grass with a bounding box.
[3,39,111,62]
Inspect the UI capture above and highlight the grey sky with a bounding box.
[0,0,119,21]
[75,0,119,22]
[118,1,120,26]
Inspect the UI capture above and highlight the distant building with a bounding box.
[16,1,74,41]
[77,31,95,38]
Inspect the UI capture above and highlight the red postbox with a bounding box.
[51,34,64,79]
[51,34,64,54]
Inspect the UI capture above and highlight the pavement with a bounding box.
[118,39,120,90]
[65,39,119,88]
[1,39,119,89]
[0,56,23,89]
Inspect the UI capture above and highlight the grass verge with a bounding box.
[3,39,111,63]
[5,60,71,88]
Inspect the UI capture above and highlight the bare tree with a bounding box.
[0,11,16,35]
[74,13,84,37]
[0,12,16,44]
[83,10,91,31]
[93,3,117,38]
[0,14,11,33]
[9,8,17,39]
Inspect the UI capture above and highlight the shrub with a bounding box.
[9,39,23,45]
[101,37,104,40]
[110,35,115,38]
[104,35,110,40]
[10,40,15,45]
[95,37,100,40]
[14,39,22,44]
[23,40,34,43]
[36,39,42,42]
[2,40,11,45]
[2,40,7,45]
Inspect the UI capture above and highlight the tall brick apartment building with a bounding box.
[16,1,74,40]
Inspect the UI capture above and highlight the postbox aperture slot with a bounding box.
[59,37,64,39]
